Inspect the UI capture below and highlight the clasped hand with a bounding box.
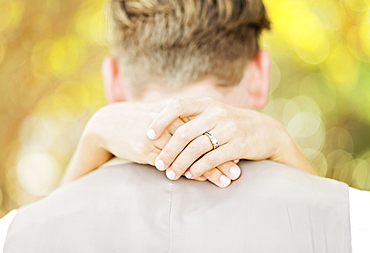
[63,97,316,187]
[146,97,290,187]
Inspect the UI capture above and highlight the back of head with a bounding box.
[108,0,270,97]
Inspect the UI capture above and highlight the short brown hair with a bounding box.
[108,0,270,97]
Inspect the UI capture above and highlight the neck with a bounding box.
[139,81,251,108]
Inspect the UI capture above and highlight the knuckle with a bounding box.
[214,107,228,118]
[176,126,190,142]
[229,122,237,133]
[136,141,150,154]
[191,166,203,177]
[171,98,186,113]
[171,161,185,172]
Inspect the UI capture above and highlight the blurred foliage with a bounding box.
[0,0,369,217]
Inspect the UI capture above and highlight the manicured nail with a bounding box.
[166,169,176,180]
[220,175,231,187]
[230,166,241,179]
[147,129,156,140]
[185,171,192,179]
[233,159,239,163]
[155,160,165,171]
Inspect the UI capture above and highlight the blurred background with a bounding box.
[0,0,369,217]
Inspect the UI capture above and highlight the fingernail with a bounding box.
[147,129,156,140]
[166,169,176,180]
[155,160,165,171]
[185,171,192,179]
[233,159,239,163]
[220,175,231,187]
[230,166,241,179]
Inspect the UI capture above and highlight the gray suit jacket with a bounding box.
[4,160,351,252]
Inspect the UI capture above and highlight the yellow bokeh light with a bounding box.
[75,2,107,45]
[48,36,86,77]
[283,96,321,125]
[342,0,369,12]
[327,149,353,169]
[352,159,370,189]
[312,0,346,31]
[16,153,62,196]
[0,39,5,64]
[326,127,355,154]
[31,38,55,76]
[293,16,330,64]
[287,112,321,138]
[0,0,23,32]
[300,74,337,114]
[324,45,359,90]
[359,24,370,57]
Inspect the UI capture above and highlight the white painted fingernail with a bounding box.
[220,175,231,187]
[185,171,192,179]
[166,169,176,180]
[155,160,165,171]
[147,128,156,140]
[233,159,239,163]
[230,166,241,179]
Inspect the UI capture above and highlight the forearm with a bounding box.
[61,133,112,185]
[270,129,318,176]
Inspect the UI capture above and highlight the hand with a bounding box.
[62,99,239,185]
[147,97,317,185]
[87,101,178,165]
[62,100,175,184]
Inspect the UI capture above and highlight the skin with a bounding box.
[61,50,318,187]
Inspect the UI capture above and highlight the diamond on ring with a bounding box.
[203,131,219,150]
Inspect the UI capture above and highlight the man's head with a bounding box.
[102,0,271,108]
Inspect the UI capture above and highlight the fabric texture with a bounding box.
[348,187,370,253]
[4,160,351,253]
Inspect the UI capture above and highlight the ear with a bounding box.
[101,56,127,103]
[247,50,271,109]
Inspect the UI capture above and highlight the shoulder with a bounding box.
[236,160,349,196]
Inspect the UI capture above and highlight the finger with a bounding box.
[188,145,236,179]
[152,118,185,153]
[202,168,231,188]
[151,130,172,150]
[154,118,217,171]
[147,98,209,140]
[167,118,185,135]
[152,118,186,151]
[217,161,241,180]
[164,134,214,180]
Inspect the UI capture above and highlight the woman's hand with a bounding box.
[148,97,318,184]
[61,100,238,185]
[61,100,171,184]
